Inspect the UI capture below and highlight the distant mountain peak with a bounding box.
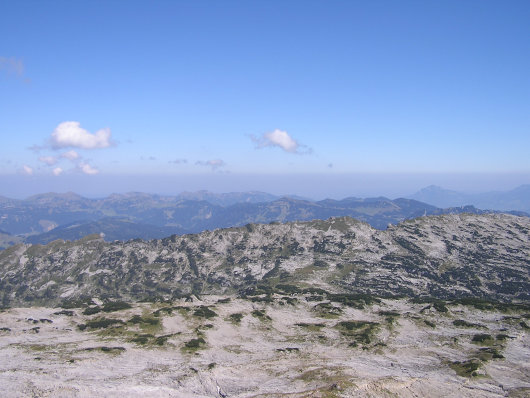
[409,184,530,213]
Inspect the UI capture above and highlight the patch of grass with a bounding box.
[217,298,231,304]
[295,367,355,398]
[313,302,342,318]
[280,296,298,305]
[306,295,324,302]
[477,347,504,360]
[78,317,125,330]
[60,298,95,309]
[128,315,160,325]
[378,310,400,317]
[249,295,274,303]
[192,306,217,319]
[424,319,436,328]
[295,322,326,332]
[100,346,125,353]
[335,320,379,345]
[183,337,206,351]
[228,312,244,324]
[154,334,172,346]
[53,310,75,316]
[152,307,175,317]
[452,298,530,313]
[453,319,486,328]
[82,306,101,315]
[449,359,481,377]
[102,301,132,313]
[277,347,300,353]
[496,333,512,341]
[471,334,494,345]
[85,346,126,354]
[414,299,448,313]
[275,284,301,294]
[251,309,272,321]
[130,334,154,344]
[329,293,380,309]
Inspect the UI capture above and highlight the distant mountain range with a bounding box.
[409,184,530,213]
[0,188,527,248]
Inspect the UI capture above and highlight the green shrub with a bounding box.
[192,306,217,319]
[184,337,206,349]
[102,301,132,312]
[471,334,493,344]
[251,309,272,321]
[82,306,101,315]
[128,315,160,325]
[228,313,244,324]
[453,319,485,328]
[131,334,154,344]
[79,317,125,330]
[53,310,74,316]
[100,346,125,353]
[450,360,481,377]
[217,298,231,304]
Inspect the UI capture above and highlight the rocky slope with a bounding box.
[0,213,528,307]
[0,295,529,397]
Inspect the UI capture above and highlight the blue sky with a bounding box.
[1,0,529,198]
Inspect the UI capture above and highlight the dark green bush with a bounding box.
[82,306,101,315]
[184,337,206,349]
[79,317,125,330]
[228,313,244,324]
[192,306,217,318]
[102,301,132,312]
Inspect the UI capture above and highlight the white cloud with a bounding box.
[22,165,33,175]
[196,159,226,171]
[0,57,24,76]
[79,162,99,175]
[52,167,63,176]
[39,156,57,166]
[252,129,311,154]
[51,121,112,149]
[61,150,79,160]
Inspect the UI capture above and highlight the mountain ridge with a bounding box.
[1,213,528,307]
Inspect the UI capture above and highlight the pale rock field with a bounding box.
[1,295,528,397]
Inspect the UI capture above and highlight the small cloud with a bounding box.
[79,162,99,175]
[51,121,112,149]
[52,167,63,176]
[0,56,24,76]
[22,165,33,175]
[38,156,57,166]
[169,158,188,164]
[251,129,311,154]
[28,144,44,153]
[61,150,79,160]
[196,159,226,171]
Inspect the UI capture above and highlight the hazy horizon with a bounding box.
[1,172,528,201]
